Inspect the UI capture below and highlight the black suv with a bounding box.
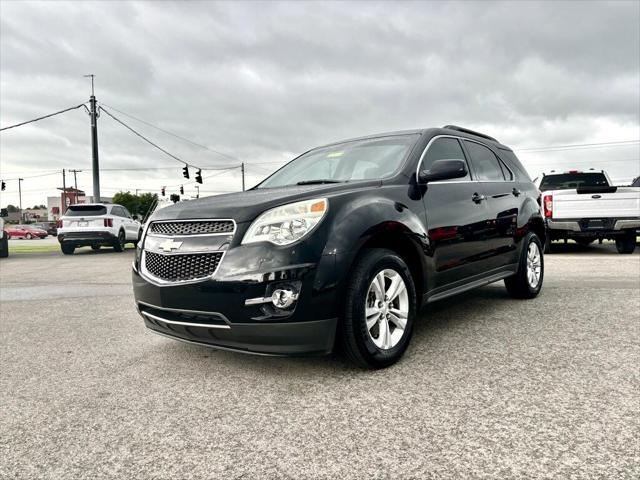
[133,125,545,368]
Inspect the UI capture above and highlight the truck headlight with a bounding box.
[242,198,328,246]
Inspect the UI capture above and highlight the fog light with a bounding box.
[271,289,297,309]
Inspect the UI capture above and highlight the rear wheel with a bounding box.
[616,232,636,254]
[339,248,417,369]
[505,232,544,299]
[113,230,126,252]
[61,244,75,255]
[25,233,32,240]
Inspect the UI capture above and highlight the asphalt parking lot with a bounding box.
[1,244,639,479]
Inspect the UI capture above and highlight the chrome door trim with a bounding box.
[416,134,509,184]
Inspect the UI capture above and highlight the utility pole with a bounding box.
[18,178,23,221]
[84,74,100,202]
[62,169,66,215]
[195,185,200,199]
[241,162,245,191]
[69,169,82,204]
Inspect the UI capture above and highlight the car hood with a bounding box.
[150,181,381,223]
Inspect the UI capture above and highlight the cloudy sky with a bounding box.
[1,0,639,208]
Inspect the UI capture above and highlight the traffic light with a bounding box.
[180,185,184,195]
[195,169,203,184]
[0,180,5,191]
[182,165,190,179]
[161,186,166,196]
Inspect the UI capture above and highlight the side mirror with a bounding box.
[132,215,140,221]
[418,159,468,183]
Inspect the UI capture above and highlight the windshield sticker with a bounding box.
[327,152,344,158]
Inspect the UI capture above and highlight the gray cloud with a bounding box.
[1,0,638,206]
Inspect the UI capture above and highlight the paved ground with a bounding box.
[1,243,638,479]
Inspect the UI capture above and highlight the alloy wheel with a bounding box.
[364,269,409,350]
[526,242,542,288]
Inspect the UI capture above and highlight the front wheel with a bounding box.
[505,232,544,299]
[25,233,32,240]
[616,232,636,254]
[339,248,417,369]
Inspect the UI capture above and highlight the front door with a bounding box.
[421,137,493,290]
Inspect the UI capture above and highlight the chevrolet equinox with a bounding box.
[132,125,545,368]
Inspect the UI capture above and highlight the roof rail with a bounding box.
[442,125,498,142]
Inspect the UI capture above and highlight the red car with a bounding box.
[4,225,48,239]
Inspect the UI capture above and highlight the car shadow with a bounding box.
[160,284,512,375]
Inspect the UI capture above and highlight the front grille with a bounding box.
[144,251,223,282]
[150,220,234,236]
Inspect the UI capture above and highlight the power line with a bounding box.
[0,104,86,131]
[517,140,639,152]
[0,171,61,181]
[99,106,195,168]
[99,102,241,163]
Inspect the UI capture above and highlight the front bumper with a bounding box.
[132,242,343,355]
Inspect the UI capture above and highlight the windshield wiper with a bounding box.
[296,179,344,185]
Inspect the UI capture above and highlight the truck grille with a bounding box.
[144,251,224,282]
[149,220,235,236]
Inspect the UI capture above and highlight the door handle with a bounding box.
[512,188,521,197]
[472,192,486,204]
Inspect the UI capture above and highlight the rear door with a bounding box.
[462,140,520,269]
[421,137,493,288]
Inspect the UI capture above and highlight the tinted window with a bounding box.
[539,173,609,191]
[464,141,505,182]
[65,205,107,216]
[422,138,471,181]
[257,134,419,188]
[498,149,531,181]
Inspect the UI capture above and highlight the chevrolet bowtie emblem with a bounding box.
[159,239,183,252]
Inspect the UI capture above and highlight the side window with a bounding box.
[111,207,123,217]
[121,207,132,218]
[464,141,505,182]
[422,138,471,181]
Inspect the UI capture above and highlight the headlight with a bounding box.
[242,198,328,246]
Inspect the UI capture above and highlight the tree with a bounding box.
[5,204,19,213]
[138,192,158,219]
[112,191,139,216]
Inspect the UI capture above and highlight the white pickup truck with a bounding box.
[536,170,640,254]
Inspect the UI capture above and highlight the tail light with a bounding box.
[103,218,113,227]
[543,194,553,218]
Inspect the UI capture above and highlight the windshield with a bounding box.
[257,134,419,189]
[539,173,609,192]
[65,205,107,216]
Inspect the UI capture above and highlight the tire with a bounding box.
[505,232,544,299]
[25,233,32,240]
[339,248,417,369]
[91,245,101,251]
[113,230,126,252]
[61,244,75,255]
[5,233,11,240]
[615,232,636,254]
[0,235,8,258]
[543,234,553,254]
